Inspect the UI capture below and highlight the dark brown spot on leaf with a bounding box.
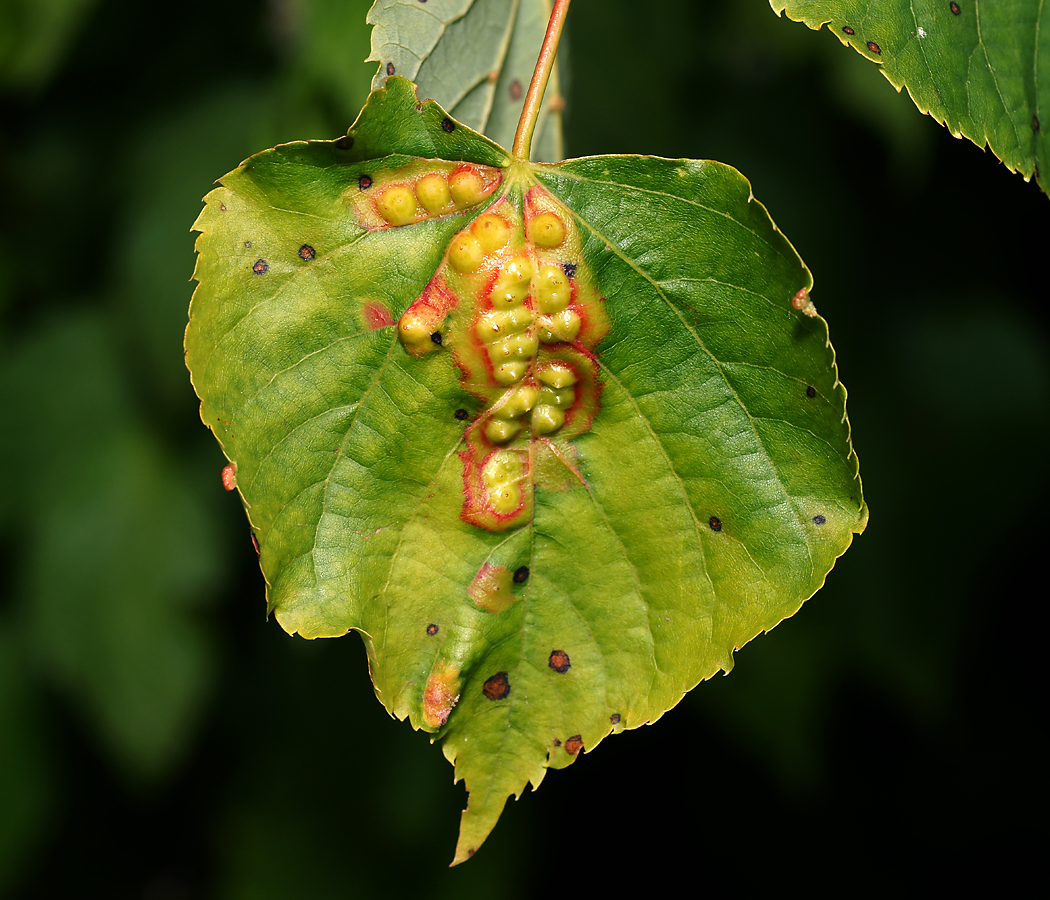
[334,135,354,151]
[252,259,269,275]
[441,117,455,133]
[813,515,826,525]
[513,566,530,584]
[455,408,469,421]
[244,241,251,249]
[482,672,510,701]
[430,331,443,345]
[867,40,881,54]
[358,174,373,190]
[298,244,315,261]
[562,262,577,278]
[426,623,438,635]
[950,1,961,14]
[564,735,584,756]
[610,713,621,725]
[709,516,722,532]
[386,62,395,76]
[552,738,561,747]
[842,25,855,35]
[510,79,523,101]
[806,385,817,398]
[548,650,571,674]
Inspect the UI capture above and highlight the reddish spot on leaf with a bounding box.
[250,531,260,555]
[358,174,373,190]
[548,650,571,673]
[510,79,523,101]
[221,464,237,491]
[468,564,517,614]
[950,1,961,14]
[426,623,439,636]
[363,302,395,330]
[298,244,316,261]
[422,664,460,729]
[842,25,855,35]
[564,735,584,756]
[252,259,268,275]
[867,40,882,54]
[482,672,510,701]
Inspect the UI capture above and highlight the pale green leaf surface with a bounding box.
[771,0,1049,193]
[367,0,564,161]
[187,78,865,862]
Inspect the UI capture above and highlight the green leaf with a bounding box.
[186,77,866,862]
[367,0,564,161]
[771,0,1049,194]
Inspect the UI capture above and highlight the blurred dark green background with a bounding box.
[1,0,1045,895]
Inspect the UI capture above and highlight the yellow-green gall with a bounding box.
[531,404,565,434]
[473,214,512,253]
[449,170,486,208]
[529,211,566,248]
[416,173,451,212]
[534,265,570,313]
[489,331,539,361]
[536,363,578,389]
[449,232,485,272]
[481,451,524,513]
[538,309,582,343]
[485,417,520,444]
[398,309,440,353]
[377,185,418,226]
[491,257,534,307]
[492,360,529,384]
[501,384,539,418]
[539,385,575,408]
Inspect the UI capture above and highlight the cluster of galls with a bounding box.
[389,177,608,531]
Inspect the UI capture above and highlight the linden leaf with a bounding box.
[186,77,866,863]
[771,0,1049,195]
[367,0,564,161]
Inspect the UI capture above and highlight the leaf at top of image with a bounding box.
[771,0,1049,196]
[367,0,564,162]
[186,76,866,863]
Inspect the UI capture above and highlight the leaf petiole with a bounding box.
[512,0,571,161]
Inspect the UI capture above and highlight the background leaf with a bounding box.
[771,0,1049,194]
[186,77,865,859]
[367,0,564,161]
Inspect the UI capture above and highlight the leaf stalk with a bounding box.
[512,0,570,160]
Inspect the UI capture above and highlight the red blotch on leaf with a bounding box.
[363,302,395,330]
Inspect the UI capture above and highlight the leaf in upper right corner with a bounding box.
[771,0,1048,195]
[367,0,564,162]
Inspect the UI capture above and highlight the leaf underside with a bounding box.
[186,77,866,864]
[367,0,564,162]
[771,0,1049,195]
